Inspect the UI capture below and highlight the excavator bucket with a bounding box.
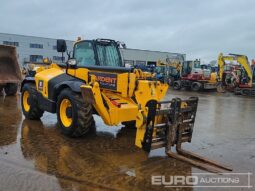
[0,45,21,84]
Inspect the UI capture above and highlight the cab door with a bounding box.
[67,40,97,82]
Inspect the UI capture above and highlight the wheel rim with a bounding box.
[23,91,30,112]
[60,99,73,128]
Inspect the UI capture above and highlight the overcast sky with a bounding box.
[0,0,254,62]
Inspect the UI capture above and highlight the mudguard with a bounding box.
[51,79,85,101]
[20,77,35,92]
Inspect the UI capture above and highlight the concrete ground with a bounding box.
[0,90,254,191]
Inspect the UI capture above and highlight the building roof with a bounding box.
[0,32,73,42]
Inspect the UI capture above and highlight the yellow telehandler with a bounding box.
[20,38,231,172]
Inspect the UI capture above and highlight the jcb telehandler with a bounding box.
[21,38,231,172]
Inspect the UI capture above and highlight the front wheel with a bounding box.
[57,88,95,137]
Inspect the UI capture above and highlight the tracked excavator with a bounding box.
[0,45,22,95]
[217,53,255,96]
[20,38,231,172]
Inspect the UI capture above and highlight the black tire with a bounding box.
[173,81,181,90]
[191,82,202,91]
[21,83,44,120]
[4,83,18,96]
[57,88,95,137]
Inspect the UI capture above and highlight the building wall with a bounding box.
[0,33,185,67]
[0,33,73,66]
[120,48,186,66]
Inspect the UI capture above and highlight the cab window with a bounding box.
[74,41,96,66]
[96,43,121,67]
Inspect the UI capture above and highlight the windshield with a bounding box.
[156,66,165,74]
[74,41,96,66]
[193,60,201,68]
[96,43,121,67]
[169,67,178,75]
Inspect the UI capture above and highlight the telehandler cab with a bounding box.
[21,38,231,172]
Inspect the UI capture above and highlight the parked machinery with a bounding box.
[155,58,181,85]
[0,45,22,96]
[173,59,217,91]
[22,57,53,76]
[217,53,255,95]
[20,38,231,172]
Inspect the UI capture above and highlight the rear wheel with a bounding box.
[191,82,202,91]
[21,83,44,119]
[4,83,18,96]
[57,88,95,137]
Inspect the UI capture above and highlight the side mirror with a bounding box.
[57,39,67,53]
[67,58,77,68]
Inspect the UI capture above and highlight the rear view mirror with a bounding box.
[57,39,67,53]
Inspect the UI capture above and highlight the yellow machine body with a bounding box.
[33,64,168,148]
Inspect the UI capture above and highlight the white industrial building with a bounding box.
[0,33,185,67]
[0,33,73,66]
[120,48,185,67]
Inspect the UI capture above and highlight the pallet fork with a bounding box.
[143,97,232,173]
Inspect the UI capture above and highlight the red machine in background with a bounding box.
[173,59,217,91]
